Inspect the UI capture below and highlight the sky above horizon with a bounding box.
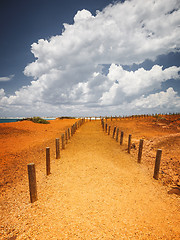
[0,0,180,117]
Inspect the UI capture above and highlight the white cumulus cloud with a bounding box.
[134,88,180,109]
[100,64,180,105]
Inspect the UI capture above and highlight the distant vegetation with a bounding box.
[58,116,76,119]
[20,117,50,124]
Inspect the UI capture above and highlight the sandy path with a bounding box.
[1,121,180,239]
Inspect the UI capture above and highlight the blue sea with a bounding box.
[0,118,56,123]
[0,119,21,123]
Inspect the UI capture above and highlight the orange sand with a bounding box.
[106,115,180,187]
[0,119,78,191]
[0,118,180,239]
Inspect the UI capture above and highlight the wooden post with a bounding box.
[72,124,75,135]
[128,134,131,153]
[71,126,73,136]
[116,128,119,142]
[105,123,107,133]
[65,130,68,144]
[68,128,70,139]
[27,163,37,203]
[56,138,60,159]
[46,147,50,175]
[62,134,65,149]
[108,126,111,135]
[111,116,112,121]
[113,126,116,138]
[153,149,162,180]
[138,139,144,163]
[120,131,124,145]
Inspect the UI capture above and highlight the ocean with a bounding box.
[0,118,56,123]
[0,119,21,123]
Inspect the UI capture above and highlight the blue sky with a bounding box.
[0,0,180,117]
[0,0,115,95]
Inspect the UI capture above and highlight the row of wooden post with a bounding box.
[101,118,162,181]
[27,118,85,203]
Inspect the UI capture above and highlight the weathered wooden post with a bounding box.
[46,147,50,175]
[102,120,104,130]
[108,125,111,135]
[153,149,162,180]
[111,116,112,121]
[27,163,37,203]
[68,128,70,139]
[56,138,60,159]
[138,139,144,163]
[128,134,131,153]
[113,126,116,138]
[105,123,107,133]
[73,124,75,135]
[65,130,68,144]
[116,128,119,142]
[120,131,124,145]
[72,124,75,135]
[62,134,65,149]
[71,126,73,136]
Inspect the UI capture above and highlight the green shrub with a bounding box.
[21,117,50,124]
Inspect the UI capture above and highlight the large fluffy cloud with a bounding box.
[100,64,180,105]
[104,88,180,116]
[1,0,180,116]
[134,88,180,109]
[24,0,180,78]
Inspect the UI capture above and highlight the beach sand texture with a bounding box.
[0,117,180,239]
